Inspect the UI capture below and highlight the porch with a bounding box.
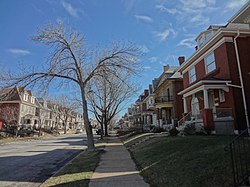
[178,80,235,134]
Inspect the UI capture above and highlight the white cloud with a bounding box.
[154,28,177,41]
[178,37,196,48]
[143,66,151,69]
[122,0,142,13]
[135,15,153,22]
[149,57,158,63]
[139,45,150,53]
[61,1,78,17]
[33,5,43,14]
[177,0,217,26]
[180,0,216,10]
[155,5,178,14]
[7,48,31,56]
[226,0,248,9]
[190,14,210,25]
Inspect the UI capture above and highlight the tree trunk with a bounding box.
[100,117,104,139]
[104,113,108,136]
[64,122,67,134]
[39,126,42,136]
[81,87,95,149]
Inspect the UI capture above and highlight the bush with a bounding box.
[169,127,179,136]
[151,126,165,133]
[183,123,196,135]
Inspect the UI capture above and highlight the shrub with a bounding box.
[183,123,196,135]
[151,126,165,133]
[169,127,179,136]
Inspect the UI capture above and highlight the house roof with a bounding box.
[195,25,226,41]
[0,87,21,101]
[0,86,37,106]
[228,1,250,23]
[179,2,250,73]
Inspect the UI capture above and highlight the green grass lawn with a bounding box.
[125,135,234,187]
[41,149,104,187]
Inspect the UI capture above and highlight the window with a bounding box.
[219,90,225,102]
[205,52,216,73]
[189,66,196,83]
[23,94,28,101]
[205,31,212,40]
[198,35,204,47]
[31,97,35,104]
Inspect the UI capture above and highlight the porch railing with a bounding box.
[224,128,250,186]
[177,112,192,127]
[155,96,173,103]
[215,108,233,118]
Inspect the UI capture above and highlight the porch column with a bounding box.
[203,89,209,109]
[183,97,187,113]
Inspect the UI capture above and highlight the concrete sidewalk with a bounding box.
[89,136,149,187]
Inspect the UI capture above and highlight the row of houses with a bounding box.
[0,86,84,131]
[121,2,250,134]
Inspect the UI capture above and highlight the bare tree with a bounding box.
[51,95,79,134]
[88,71,138,138]
[0,22,141,149]
[0,105,19,129]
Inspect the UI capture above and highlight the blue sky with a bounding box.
[0,0,249,112]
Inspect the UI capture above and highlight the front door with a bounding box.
[208,90,216,117]
[191,97,200,116]
[208,90,215,108]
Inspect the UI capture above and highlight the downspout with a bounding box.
[233,30,250,134]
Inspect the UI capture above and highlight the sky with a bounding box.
[0,0,249,115]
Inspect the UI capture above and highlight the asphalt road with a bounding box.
[0,133,94,187]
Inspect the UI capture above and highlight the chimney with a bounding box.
[178,56,185,65]
[144,89,149,97]
[163,65,170,72]
[149,84,153,94]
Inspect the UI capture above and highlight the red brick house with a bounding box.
[0,86,39,129]
[178,2,250,134]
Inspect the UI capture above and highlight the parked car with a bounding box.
[96,128,101,135]
[76,128,83,134]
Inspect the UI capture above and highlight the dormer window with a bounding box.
[23,94,28,101]
[197,31,214,48]
[198,36,204,47]
[31,96,35,104]
[205,31,212,41]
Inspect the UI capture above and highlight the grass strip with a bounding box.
[41,149,104,187]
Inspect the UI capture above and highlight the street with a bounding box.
[0,133,93,187]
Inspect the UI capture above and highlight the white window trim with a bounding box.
[183,37,233,74]
[31,96,35,104]
[189,66,196,83]
[219,90,225,102]
[205,51,216,74]
[23,94,28,101]
[198,35,204,47]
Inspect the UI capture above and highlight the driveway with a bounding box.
[0,133,94,187]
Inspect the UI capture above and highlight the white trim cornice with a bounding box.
[178,80,231,96]
[179,29,250,73]
[183,37,233,74]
